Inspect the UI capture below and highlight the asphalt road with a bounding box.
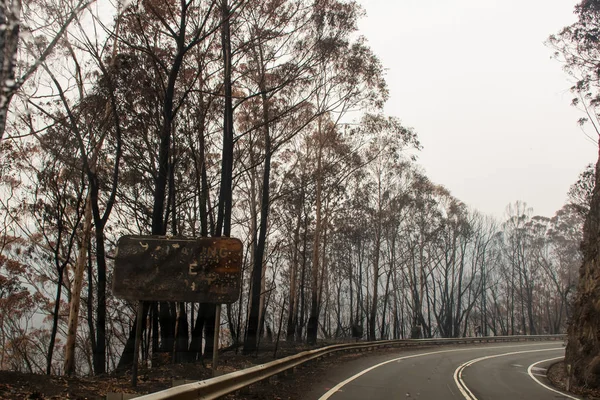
[302,341,577,400]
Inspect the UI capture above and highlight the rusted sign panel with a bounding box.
[113,236,243,303]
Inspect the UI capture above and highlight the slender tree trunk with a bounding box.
[116,302,149,370]
[243,36,272,351]
[215,0,234,237]
[369,180,382,341]
[92,217,109,373]
[64,195,93,375]
[203,0,234,360]
[297,215,309,341]
[349,242,354,330]
[86,245,96,354]
[174,303,188,362]
[46,268,65,374]
[380,268,392,339]
[286,189,303,340]
[307,122,323,345]
[186,304,208,362]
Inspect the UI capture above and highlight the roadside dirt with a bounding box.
[0,361,210,399]
[547,361,600,399]
[0,342,325,400]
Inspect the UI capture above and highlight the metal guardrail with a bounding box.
[132,334,565,400]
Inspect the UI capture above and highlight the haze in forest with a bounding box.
[358,0,598,218]
[0,0,594,389]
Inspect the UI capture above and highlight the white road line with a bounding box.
[527,357,581,400]
[454,356,481,399]
[317,343,553,400]
[453,348,563,400]
[530,366,546,373]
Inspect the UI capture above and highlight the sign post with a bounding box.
[212,304,221,377]
[113,236,243,385]
[132,300,144,387]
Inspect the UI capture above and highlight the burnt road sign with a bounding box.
[113,236,243,303]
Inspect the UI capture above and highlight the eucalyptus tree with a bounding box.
[337,170,371,336]
[233,0,324,354]
[430,196,472,338]
[528,205,582,333]
[273,117,362,343]
[0,102,91,373]
[16,0,135,371]
[229,0,390,348]
[467,213,497,337]
[304,117,364,343]
[1,0,110,374]
[0,253,48,372]
[304,2,389,345]
[373,161,414,340]
[453,211,495,337]
[483,236,508,336]
[504,202,542,335]
[356,114,419,340]
[547,205,583,320]
[272,133,317,342]
[17,0,241,372]
[402,173,444,338]
[35,147,86,374]
[104,0,245,366]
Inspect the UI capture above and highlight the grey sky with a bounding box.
[357,0,597,219]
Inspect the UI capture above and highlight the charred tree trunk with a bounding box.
[243,31,272,352]
[297,214,309,341]
[86,246,96,357]
[204,0,235,359]
[286,182,304,341]
[186,304,208,362]
[92,224,108,373]
[307,128,323,345]
[116,302,150,371]
[306,117,331,345]
[215,0,234,237]
[369,182,382,341]
[46,267,65,374]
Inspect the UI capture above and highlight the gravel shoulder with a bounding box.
[547,361,600,399]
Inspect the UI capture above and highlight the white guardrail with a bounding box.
[130,334,565,400]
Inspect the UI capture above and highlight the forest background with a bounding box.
[0,0,591,379]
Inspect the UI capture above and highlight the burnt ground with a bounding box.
[0,341,361,400]
[547,361,600,400]
[0,361,213,399]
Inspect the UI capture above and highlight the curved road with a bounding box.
[301,341,577,400]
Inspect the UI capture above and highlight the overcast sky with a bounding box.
[356,0,597,219]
